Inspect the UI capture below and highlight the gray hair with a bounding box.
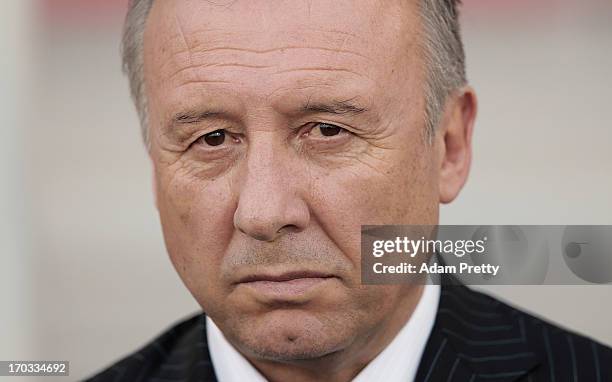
[121,0,466,149]
[418,0,467,143]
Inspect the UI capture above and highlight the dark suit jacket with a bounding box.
[85,279,612,381]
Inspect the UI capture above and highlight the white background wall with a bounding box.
[1,0,34,368]
[1,1,611,381]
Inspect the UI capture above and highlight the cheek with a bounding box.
[340,284,407,338]
[310,146,438,268]
[155,164,236,305]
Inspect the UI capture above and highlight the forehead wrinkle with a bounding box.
[175,79,234,92]
[154,10,379,87]
[272,67,370,80]
[184,26,372,50]
[172,11,190,58]
[175,23,374,63]
[161,44,369,73]
[168,62,273,83]
[263,82,336,104]
[162,44,372,87]
[173,45,371,66]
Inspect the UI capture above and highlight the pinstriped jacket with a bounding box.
[85,277,612,382]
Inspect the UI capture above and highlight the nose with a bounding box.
[233,137,310,242]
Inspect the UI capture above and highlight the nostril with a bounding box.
[235,223,274,242]
[277,224,300,235]
[252,232,274,242]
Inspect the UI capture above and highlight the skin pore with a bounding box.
[143,0,476,381]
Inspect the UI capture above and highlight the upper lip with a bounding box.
[237,271,335,283]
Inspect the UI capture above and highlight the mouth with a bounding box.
[236,271,337,300]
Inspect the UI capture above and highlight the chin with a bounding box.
[230,309,354,362]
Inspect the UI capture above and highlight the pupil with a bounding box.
[320,123,341,136]
[204,130,225,146]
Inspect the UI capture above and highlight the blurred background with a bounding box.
[1,0,611,380]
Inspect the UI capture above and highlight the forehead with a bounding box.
[143,0,422,119]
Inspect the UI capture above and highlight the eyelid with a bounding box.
[191,128,242,149]
[191,129,218,145]
[302,121,352,136]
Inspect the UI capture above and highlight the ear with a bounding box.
[436,86,477,204]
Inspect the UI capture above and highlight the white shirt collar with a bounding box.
[207,283,440,382]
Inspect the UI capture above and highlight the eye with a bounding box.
[311,123,345,137]
[197,129,226,146]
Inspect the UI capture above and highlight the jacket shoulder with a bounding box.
[84,313,216,382]
[460,285,612,380]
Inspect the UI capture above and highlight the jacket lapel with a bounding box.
[415,276,541,381]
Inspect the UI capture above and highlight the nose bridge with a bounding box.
[233,133,309,241]
[243,134,289,205]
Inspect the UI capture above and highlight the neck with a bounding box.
[247,285,424,382]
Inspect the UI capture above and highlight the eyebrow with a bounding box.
[170,110,226,126]
[301,96,368,116]
[166,96,370,130]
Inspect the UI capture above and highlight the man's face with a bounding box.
[144,0,442,361]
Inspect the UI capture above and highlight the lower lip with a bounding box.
[241,277,333,299]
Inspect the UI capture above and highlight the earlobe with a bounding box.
[438,87,477,204]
